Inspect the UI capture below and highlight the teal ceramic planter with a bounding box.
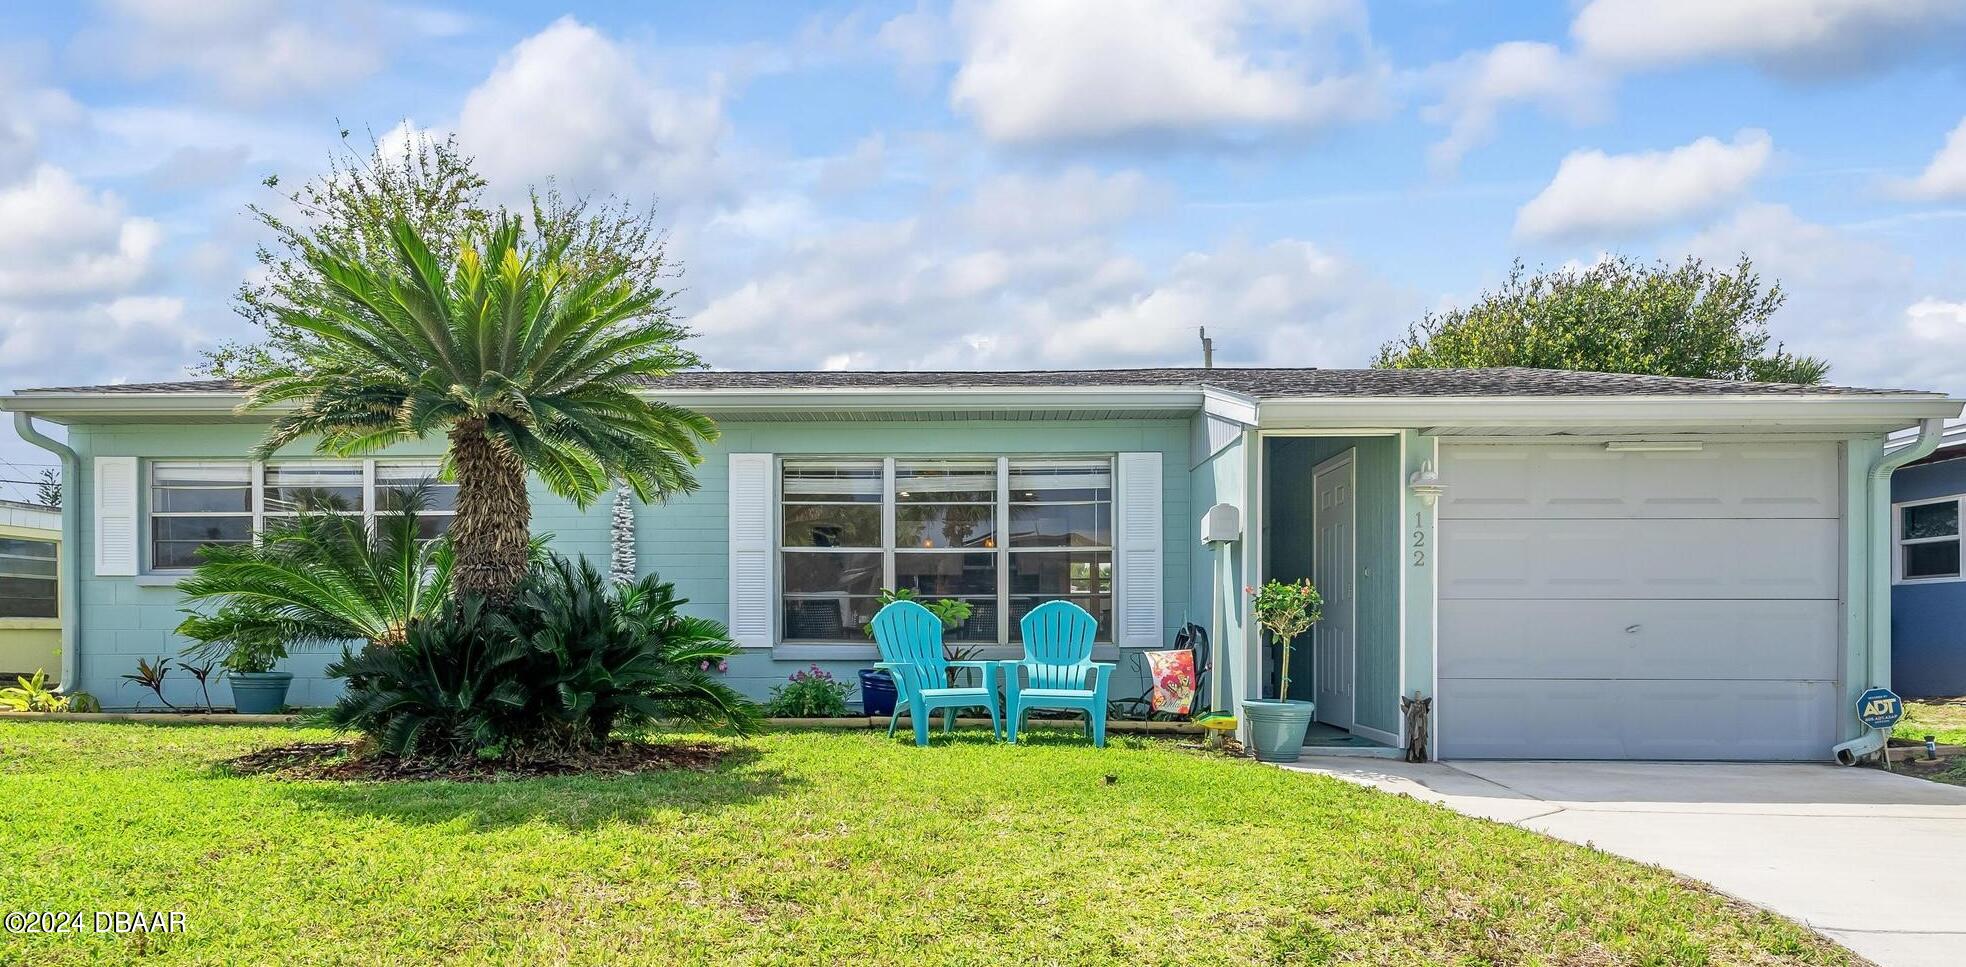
[228,672,293,715]
[1243,699,1315,763]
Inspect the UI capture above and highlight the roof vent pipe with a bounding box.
[1199,327,1213,369]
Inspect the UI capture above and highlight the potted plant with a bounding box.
[1242,579,1323,762]
[197,632,293,715]
[859,588,978,702]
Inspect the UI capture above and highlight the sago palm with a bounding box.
[176,501,456,654]
[242,215,717,603]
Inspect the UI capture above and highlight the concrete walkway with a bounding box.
[1285,757,1966,967]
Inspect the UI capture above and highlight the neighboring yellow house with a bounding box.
[0,499,61,683]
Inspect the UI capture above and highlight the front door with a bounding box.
[1312,450,1356,729]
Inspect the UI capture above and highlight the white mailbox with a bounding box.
[1200,502,1241,544]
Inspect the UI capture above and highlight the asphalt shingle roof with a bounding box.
[13,367,1933,398]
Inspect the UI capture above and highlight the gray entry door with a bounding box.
[1434,442,1842,760]
[1312,449,1356,729]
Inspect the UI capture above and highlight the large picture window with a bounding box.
[778,456,1113,644]
[148,458,459,571]
[0,537,58,618]
[1897,496,1963,583]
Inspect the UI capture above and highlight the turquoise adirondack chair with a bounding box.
[1005,600,1114,747]
[870,600,1002,746]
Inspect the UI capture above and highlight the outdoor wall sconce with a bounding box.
[1407,460,1445,506]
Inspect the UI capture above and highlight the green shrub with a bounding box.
[176,500,455,673]
[325,554,759,758]
[764,665,855,718]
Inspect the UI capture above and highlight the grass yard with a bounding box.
[1893,697,1966,747]
[0,723,1852,966]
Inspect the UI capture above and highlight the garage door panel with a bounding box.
[1440,443,1839,520]
[1438,600,1840,680]
[1434,441,1842,762]
[1441,518,1839,600]
[1438,679,1837,760]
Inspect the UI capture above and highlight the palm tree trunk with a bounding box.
[449,419,531,605]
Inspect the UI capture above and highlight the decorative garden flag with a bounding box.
[1145,649,1197,716]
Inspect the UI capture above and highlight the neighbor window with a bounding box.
[1898,497,1962,582]
[0,537,57,618]
[778,457,1112,644]
[148,458,459,571]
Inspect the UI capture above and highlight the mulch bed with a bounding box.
[222,740,730,783]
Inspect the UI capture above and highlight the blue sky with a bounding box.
[1,1,1964,474]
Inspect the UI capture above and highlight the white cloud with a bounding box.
[1571,0,1966,76]
[0,70,83,184]
[74,0,391,104]
[1905,298,1966,344]
[0,165,161,299]
[1421,42,1609,173]
[455,18,729,204]
[0,165,207,398]
[1895,116,1966,201]
[1515,130,1772,240]
[947,0,1385,146]
[686,174,1409,373]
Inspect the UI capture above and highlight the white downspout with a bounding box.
[13,413,80,690]
[1833,417,1944,765]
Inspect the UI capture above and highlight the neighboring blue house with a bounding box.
[1890,424,1966,697]
[5,367,1960,760]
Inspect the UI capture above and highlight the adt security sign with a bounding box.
[1858,687,1904,730]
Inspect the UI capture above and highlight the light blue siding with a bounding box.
[61,418,1192,709]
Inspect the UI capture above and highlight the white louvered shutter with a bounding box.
[94,456,139,576]
[1114,451,1163,647]
[726,453,774,649]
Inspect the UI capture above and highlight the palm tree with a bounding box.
[242,215,717,604]
[176,501,456,655]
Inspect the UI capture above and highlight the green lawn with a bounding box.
[0,723,1851,966]
[1894,697,1966,746]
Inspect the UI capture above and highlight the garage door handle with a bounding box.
[1625,624,1641,634]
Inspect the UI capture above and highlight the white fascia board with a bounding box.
[1199,385,1259,426]
[1256,394,1963,431]
[638,386,1206,415]
[0,392,256,421]
[0,386,1210,422]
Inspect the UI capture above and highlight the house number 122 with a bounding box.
[1411,512,1427,567]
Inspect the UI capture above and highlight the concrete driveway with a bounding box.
[1286,757,1966,967]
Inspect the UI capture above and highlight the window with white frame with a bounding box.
[1897,497,1962,582]
[148,458,459,570]
[777,456,1113,644]
[0,537,58,618]
[374,461,459,540]
[150,462,253,569]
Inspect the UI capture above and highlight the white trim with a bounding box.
[6,386,1956,431]
[1891,494,1966,585]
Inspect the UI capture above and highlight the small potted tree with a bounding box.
[1241,579,1323,762]
[178,624,293,715]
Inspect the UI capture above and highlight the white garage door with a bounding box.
[1436,442,1843,760]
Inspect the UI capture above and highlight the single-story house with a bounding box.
[5,367,1958,761]
[0,498,62,681]
[1889,422,1966,697]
